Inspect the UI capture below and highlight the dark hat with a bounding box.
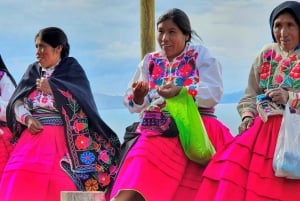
[269,1,300,42]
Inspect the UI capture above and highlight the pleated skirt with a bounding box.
[0,126,77,201]
[110,116,233,201]
[196,115,300,201]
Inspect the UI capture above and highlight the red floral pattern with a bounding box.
[148,47,199,98]
[260,49,300,89]
[259,47,300,109]
[75,135,90,150]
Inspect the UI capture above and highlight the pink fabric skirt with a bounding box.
[196,115,300,201]
[109,116,233,201]
[0,126,77,201]
[0,127,14,180]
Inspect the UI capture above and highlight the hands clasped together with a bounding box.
[132,81,182,105]
[238,87,289,134]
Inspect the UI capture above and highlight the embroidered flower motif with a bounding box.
[95,164,104,172]
[279,64,288,72]
[80,151,96,165]
[109,165,117,174]
[186,49,195,56]
[188,88,198,97]
[152,65,164,79]
[41,96,48,103]
[290,55,297,62]
[149,81,156,89]
[74,120,87,133]
[85,178,99,191]
[179,63,193,77]
[275,74,283,84]
[260,62,272,80]
[183,78,193,86]
[92,142,100,150]
[263,49,276,60]
[98,172,111,187]
[98,150,111,164]
[75,135,90,150]
[290,63,300,80]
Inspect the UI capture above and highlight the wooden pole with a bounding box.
[140,0,155,59]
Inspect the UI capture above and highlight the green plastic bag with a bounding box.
[164,87,215,165]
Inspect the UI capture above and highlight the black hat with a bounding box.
[269,1,300,42]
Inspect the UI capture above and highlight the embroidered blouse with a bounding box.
[14,66,56,124]
[237,43,300,118]
[124,44,223,113]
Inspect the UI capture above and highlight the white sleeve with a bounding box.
[195,46,223,108]
[0,73,15,121]
[14,99,31,125]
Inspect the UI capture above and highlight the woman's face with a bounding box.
[35,37,62,68]
[273,12,300,52]
[157,19,189,61]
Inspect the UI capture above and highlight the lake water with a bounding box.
[100,103,240,141]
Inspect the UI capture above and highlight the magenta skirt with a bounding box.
[196,115,300,201]
[0,126,77,201]
[0,127,14,180]
[109,116,233,201]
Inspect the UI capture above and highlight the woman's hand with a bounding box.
[157,82,181,99]
[36,78,53,94]
[238,116,254,134]
[132,81,149,105]
[25,115,43,134]
[265,87,288,105]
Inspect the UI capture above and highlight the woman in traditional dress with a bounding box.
[0,27,121,201]
[109,8,233,201]
[196,1,300,200]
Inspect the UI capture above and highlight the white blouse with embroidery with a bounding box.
[124,44,223,114]
[14,67,56,125]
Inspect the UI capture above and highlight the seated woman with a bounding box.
[109,8,233,201]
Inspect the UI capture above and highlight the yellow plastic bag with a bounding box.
[164,87,215,165]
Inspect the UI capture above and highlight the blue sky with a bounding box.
[0,0,286,96]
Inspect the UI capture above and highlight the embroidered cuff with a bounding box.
[241,111,254,121]
[21,113,31,125]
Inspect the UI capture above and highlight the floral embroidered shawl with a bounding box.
[6,57,121,191]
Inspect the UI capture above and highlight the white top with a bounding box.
[123,44,223,114]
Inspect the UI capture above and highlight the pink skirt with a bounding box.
[109,116,233,201]
[196,115,300,201]
[0,127,14,180]
[0,126,77,201]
